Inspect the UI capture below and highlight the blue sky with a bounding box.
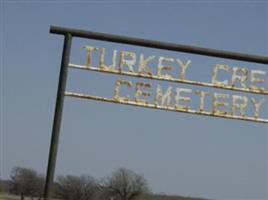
[1,1,268,199]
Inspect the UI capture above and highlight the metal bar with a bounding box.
[44,34,72,200]
[50,25,268,64]
[65,91,268,124]
[69,63,268,95]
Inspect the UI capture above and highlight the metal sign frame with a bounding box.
[44,25,268,199]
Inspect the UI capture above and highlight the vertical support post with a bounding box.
[44,33,72,200]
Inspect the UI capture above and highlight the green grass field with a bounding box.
[0,192,208,200]
[0,194,22,200]
[0,194,40,200]
[0,194,60,200]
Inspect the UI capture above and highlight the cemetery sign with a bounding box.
[43,26,268,199]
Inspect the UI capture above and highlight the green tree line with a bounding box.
[0,166,207,200]
[2,166,148,200]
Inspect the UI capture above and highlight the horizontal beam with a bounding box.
[65,91,268,124]
[50,25,268,64]
[69,63,268,95]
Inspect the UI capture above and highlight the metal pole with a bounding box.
[50,25,268,64]
[44,33,72,200]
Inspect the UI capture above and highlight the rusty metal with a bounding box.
[46,25,268,199]
[69,63,268,95]
[65,91,268,123]
[50,26,268,64]
[44,33,72,200]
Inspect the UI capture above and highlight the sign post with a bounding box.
[44,25,268,199]
[44,33,72,200]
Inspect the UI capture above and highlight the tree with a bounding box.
[0,179,11,193]
[35,174,45,200]
[104,168,149,200]
[56,174,96,200]
[10,166,44,200]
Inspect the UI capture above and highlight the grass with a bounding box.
[0,194,21,200]
[0,193,207,200]
[0,194,60,200]
[0,194,40,200]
